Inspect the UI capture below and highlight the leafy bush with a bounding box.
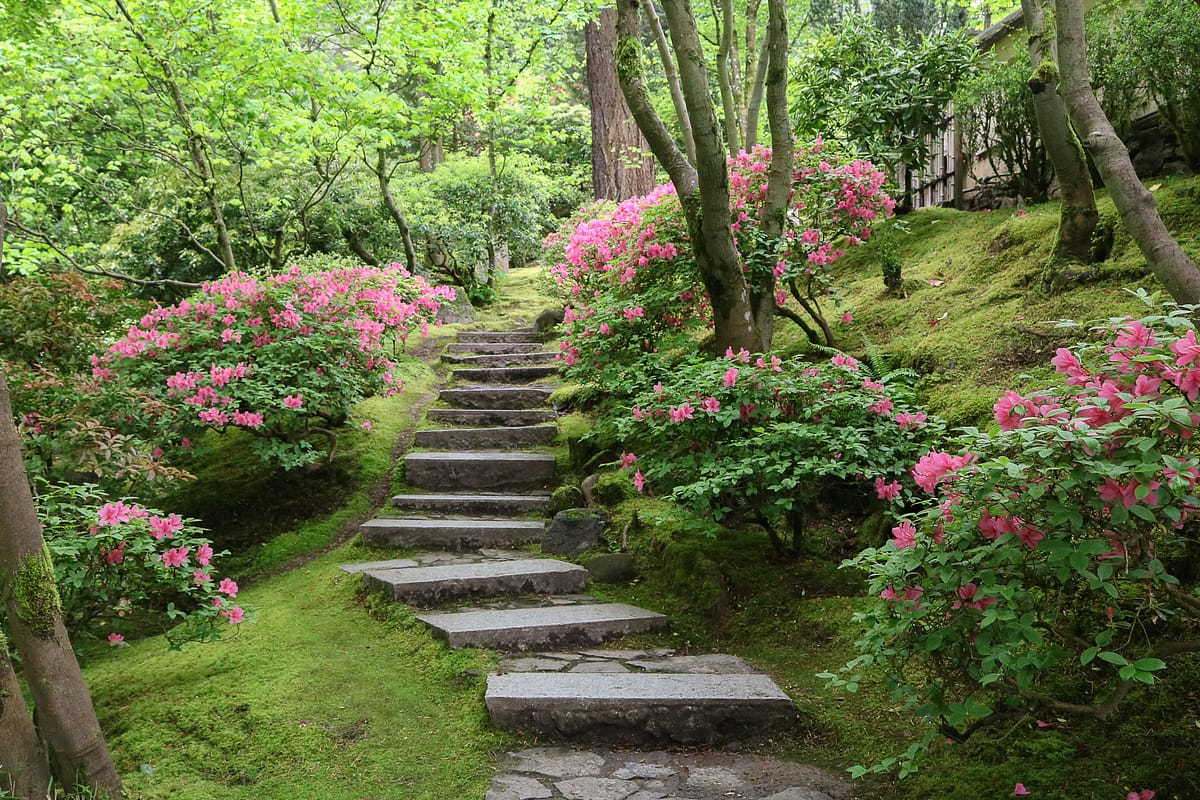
[92,258,452,469]
[609,349,942,555]
[830,298,1200,776]
[35,481,247,647]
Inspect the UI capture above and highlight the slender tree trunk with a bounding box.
[640,0,696,163]
[1022,0,1097,275]
[740,0,761,141]
[0,632,51,800]
[344,230,380,266]
[587,7,656,200]
[743,34,770,150]
[615,0,760,352]
[0,371,124,799]
[374,152,418,274]
[716,0,741,153]
[0,195,7,277]
[1056,0,1200,303]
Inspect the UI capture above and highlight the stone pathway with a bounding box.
[339,325,853,800]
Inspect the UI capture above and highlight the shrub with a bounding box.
[91,258,452,469]
[829,297,1200,776]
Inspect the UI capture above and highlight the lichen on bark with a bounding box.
[12,549,62,638]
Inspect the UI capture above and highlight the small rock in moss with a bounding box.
[548,485,585,516]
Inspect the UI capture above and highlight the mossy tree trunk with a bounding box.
[1056,0,1200,304]
[615,0,763,353]
[0,630,51,800]
[0,370,125,799]
[1021,0,1098,281]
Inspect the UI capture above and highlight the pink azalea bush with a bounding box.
[829,302,1200,776]
[36,481,248,647]
[91,257,453,469]
[609,348,941,555]
[545,141,894,397]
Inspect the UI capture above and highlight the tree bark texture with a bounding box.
[640,0,696,163]
[1021,0,1097,271]
[586,7,656,201]
[1056,0,1200,303]
[615,0,761,352]
[0,633,51,800]
[0,371,125,799]
[716,0,741,153]
[374,151,418,274]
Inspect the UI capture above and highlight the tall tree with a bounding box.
[615,0,761,352]
[0,368,124,799]
[1021,0,1097,277]
[586,6,656,200]
[1055,0,1200,304]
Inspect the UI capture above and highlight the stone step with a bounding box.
[426,408,557,427]
[404,451,556,491]
[438,386,554,410]
[441,351,558,368]
[452,366,559,384]
[359,517,544,549]
[391,492,550,516]
[457,331,542,344]
[361,558,589,604]
[414,425,557,450]
[445,342,543,355]
[417,603,668,650]
[485,672,795,745]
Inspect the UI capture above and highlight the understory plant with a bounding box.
[830,296,1200,776]
[609,348,942,555]
[91,258,453,469]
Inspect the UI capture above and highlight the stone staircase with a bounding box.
[340,325,840,799]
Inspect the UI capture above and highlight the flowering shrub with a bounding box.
[35,481,248,647]
[546,141,894,396]
[91,259,453,469]
[608,349,941,555]
[828,301,1200,776]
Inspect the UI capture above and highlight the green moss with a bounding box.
[12,548,61,637]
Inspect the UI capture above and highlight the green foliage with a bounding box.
[955,56,1054,202]
[831,300,1200,775]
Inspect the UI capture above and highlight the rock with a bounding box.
[595,472,634,507]
[503,748,605,778]
[586,553,636,584]
[488,773,553,800]
[542,509,608,555]
[549,485,586,516]
[762,789,835,800]
[436,292,476,324]
[535,307,566,339]
[580,474,600,507]
[554,777,639,800]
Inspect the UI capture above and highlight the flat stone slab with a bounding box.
[359,517,543,549]
[446,342,544,355]
[414,425,557,450]
[361,558,588,604]
[418,603,667,650]
[427,408,558,427]
[405,451,556,491]
[486,673,795,745]
[492,748,852,800]
[442,352,559,367]
[391,492,550,516]
[453,366,560,384]
[439,386,555,410]
[338,558,419,574]
[457,331,543,344]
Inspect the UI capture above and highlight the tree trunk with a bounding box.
[716,0,741,153]
[586,7,656,200]
[740,0,761,143]
[0,371,124,799]
[0,195,7,277]
[0,632,52,800]
[615,0,760,352]
[1056,0,1200,303]
[1022,0,1097,275]
[743,34,769,150]
[374,151,418,274]
[640,0,696,163]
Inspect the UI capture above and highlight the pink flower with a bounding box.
[161,546,189,568]
[226,606,245,624]
[701,397,721,414]
[360,421,373,430]
[669,403,695,422]
[831,354,859,370]
[218,578,239,598]
[108,633,126,648]
[1127,791,1155,800]
[103,543,126,565]
[620,452,638,469]
[653,382,664,394]
[97,501,134,527]
[841,312,853,324]
[1013,782,1030,795]
[912,451,974,493]
[148,514,184,540]
[623,306,644,320]
[633,471,646,492]
[192,570,211,586]
[895,411,927,430]
[722,367,739,388]
[890,521,918,549]
[196,543,214,566]
[874,477,902,502]
[284,394,304,409]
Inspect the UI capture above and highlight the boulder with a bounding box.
[549,486,585,516]
[586,553,636,584]
[542,509,608,555]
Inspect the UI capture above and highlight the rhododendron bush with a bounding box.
[92,258,453,469]
[35,481,247,647]
[609,349,942,555]
[546,141,894,397]
[828,301,1200,776]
